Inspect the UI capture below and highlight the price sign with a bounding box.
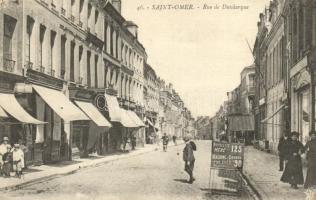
[209,141,245,195]
[211,141,244,170]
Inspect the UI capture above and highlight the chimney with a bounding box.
[111,0,121,13]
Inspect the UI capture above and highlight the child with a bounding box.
[2,146,12,177]
[12,144,24,178]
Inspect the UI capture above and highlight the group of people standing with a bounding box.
[0,137,25,178]
[278,131,316,189]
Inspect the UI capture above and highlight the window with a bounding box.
[116,34,119,59]
[87,51,91,87]
[104,19,108,50]
[4,15,17,70]
[70,41,75,82]
[50,30,56,76]
[95,55,98,87]
[61,35,66,78]
[79,46,83,81]
[110,26,114,55]
[26,16,34,65]
[39,24,46,68]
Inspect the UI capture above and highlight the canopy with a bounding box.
[261,104,285,123]
[228,115,254,132]
[0,106,8,118]
[127,110,145,127]
[75,101,112,127]
[0,93,45,124]
[105,94,121,122]
[146,117,154,127]
[33,85,89,122]
[120,109,138,128]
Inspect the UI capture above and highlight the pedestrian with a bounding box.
[172,135,177,146]
[12,144,24,178]
[304,131,316,189]
[2,146,12,178]
[280,131,304,189]
[278,135,290,171]
[131,135,137,150]
[161,133,169,152]
[0,136,11,175]
[183,136,195,184]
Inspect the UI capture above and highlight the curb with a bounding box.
[1,143,185,192]
[0,147,157,192]
[241,171,263,200]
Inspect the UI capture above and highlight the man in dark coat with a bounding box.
[278,135,290,171]
[281,132,304,189]
[183,136,195,184]
[161,133,169,152]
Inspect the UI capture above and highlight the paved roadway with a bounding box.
[0,141,252,200]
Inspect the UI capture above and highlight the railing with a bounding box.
[60,69,66,79]
[77,77,83,84]
[78,21,83,28]
[25,61,33,69]
[47,69,55,77]
[61,8,66,16]
[70,15,75,23]
[38,66,45,73]
[3,58,16,72]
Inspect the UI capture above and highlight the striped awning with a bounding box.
[228,115,254,132]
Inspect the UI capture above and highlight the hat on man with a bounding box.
[3,136,9,141]
[14,144,20,148]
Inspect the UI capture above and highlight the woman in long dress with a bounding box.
[304,132,316,188]
[280,132,304,189]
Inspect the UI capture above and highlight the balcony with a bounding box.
[247,85,255,97]
[3,58,16,72]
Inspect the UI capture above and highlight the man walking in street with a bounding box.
[161,133,169,152]
[183,136,195,184]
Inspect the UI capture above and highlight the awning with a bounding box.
[120,109,138,128]
[0,93,45,124]
[127,110,145,127]
[0,106,8,118]
[146,117,154,127]
[75,101,112,127]
[105,94,121,122]
[33,85,89,122]
[228,115,254,132]
[261,104,285,123]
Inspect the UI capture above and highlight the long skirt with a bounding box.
[305,158,316,188]
[2,162,11,176]
[281,158,304,185]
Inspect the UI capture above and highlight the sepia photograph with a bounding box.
[0,0,315,199]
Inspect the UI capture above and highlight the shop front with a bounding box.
[290,55,312,145]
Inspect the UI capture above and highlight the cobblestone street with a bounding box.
[0,141,252,200]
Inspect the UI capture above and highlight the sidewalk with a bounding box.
[0,144,163,191]
[243,146,308,200]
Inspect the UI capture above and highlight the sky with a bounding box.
[121,0,270,117]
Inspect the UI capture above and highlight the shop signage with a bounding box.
[95,94,106,110]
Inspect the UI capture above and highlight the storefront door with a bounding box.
[299,90,310,144]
